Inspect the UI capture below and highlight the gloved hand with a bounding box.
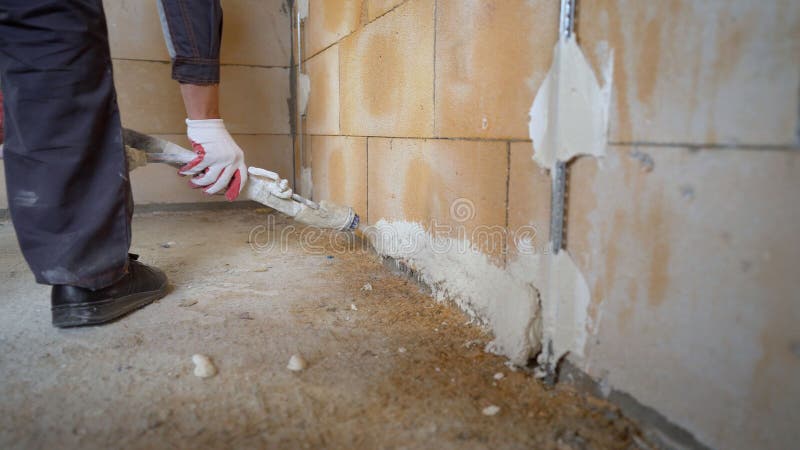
[248,167,293,199]
[179,119,248,201]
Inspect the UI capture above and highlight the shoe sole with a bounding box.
[52,281,168,328]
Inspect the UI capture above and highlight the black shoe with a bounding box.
[51,254,168,328]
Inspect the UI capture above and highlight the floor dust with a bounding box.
[0,209,648,449]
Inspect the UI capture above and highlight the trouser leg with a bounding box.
[157,0,223,85]
[0,0,132,289]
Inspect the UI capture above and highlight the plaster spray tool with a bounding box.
[122,128,359,231]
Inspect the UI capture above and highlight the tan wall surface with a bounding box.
[567,145,800,449]
[580,0,800,146]
[0,0,292,210]
[300,0,800,448]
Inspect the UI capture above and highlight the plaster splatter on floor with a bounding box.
[0,210,647,449]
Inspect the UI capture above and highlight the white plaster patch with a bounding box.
[366,220,591,369]
[538,251,592,366]
[366,220,543,365]
[528,36,613,170]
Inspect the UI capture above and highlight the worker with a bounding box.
[0,1,255,327]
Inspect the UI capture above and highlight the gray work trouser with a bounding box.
[0,0,222,289]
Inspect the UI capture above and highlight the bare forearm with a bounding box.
[180,84,220,120]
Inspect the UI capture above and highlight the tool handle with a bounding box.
[123,128,320,209]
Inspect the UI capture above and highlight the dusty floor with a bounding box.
[0,209,647,449]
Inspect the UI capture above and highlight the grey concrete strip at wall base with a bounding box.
[558,360,712,450]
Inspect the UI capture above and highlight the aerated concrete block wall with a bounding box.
[0,0,294,209]
[298,1,800,449]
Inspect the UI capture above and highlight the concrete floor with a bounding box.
[0,209,646,449]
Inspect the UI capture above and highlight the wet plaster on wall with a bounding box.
[528,35,612,170]
[526,34,613,370]
[357,35,610,369]
[364,217,593,371]
[365,220,544,365]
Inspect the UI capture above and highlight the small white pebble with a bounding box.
[435,367,441,372]
[192,354,217,378]
[482,405,501,416]
[161,241,176,248]
[398,347,407,354]
[287,354,308,372]
[350,304,358,311]
[493,372,505,380]
[360,283,373,291]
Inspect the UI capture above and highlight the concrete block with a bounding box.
[340,0,435,137]
[106,0,291,67]
[567,145,800,450]
[105,0,170,61]
[114,61,290,135]
[306,0,364,58]
[580,0,800,146]
[367,138,508,260]
[220,0,291,67]
[305,44,340,135]
[113,59,186,134]
[310,136,368,217]
[219,66,291,134]
[506,142,551,261]
[435,0,558,139]
[237,134,295,186]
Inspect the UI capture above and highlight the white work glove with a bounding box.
[179,119,248,201]
[248,167,293,199]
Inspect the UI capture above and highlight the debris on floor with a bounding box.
[361,282,373,291]
[191,354,217,378]
[0,210,648,448]
[482,405,501,416]
[287,354,308,372]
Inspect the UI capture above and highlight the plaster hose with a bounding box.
[122,128,359,231]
